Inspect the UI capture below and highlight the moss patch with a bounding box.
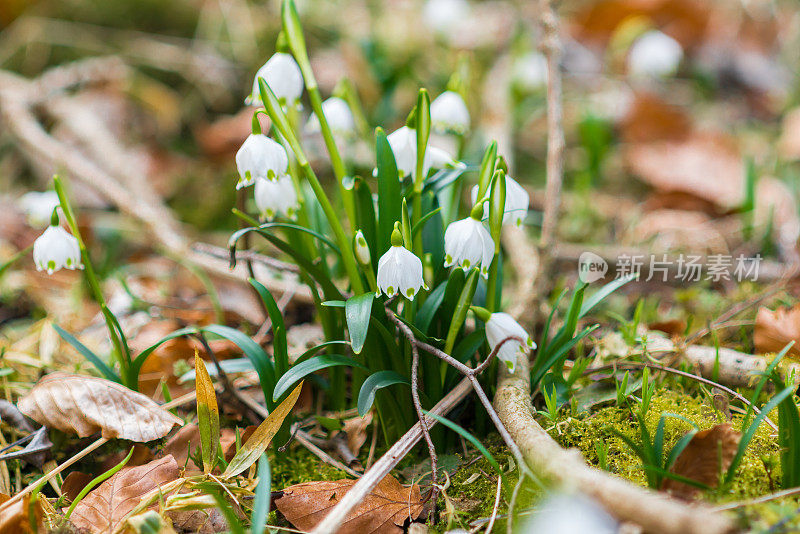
[547,388,778,501]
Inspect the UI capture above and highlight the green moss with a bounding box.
[547,388,779,502]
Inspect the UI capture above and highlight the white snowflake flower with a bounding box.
[386,126,460,180]
[247,53,304,106]
[470,174,529,226]
[444,216,494,277]
[33,225,83,275]
[486,312,535,373]
[235,134,289,189]
[305,97,355,138]
[254,175,299,221]
[627,30,683,79]
[513,51,548,90]
[376,228,428,300]
[431,91,470,135]
[20,191,59,228]
[423,0,471,37]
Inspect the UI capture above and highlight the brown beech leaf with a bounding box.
[275,474,423,534]
[18,373,182,442]
[70,455,181,534]
[662,423,741,500]
[754,306,800,358]
[625,132,744,211]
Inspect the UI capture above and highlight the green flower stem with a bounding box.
[281,0,357,236]
[412,89,431,257]
[53,175,132,385]
[307,86,358,227]
[485,255,500,312]
[258,79,365,295]
[0,244,33,277]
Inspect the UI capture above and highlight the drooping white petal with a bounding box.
[443,217,494,276]
[387,126,459,181]
[33,225,83,275]
[627,30,683,79]
[254,175,299,221]
[305,97,355,137]
[513,52,548,90]
[247,53,304,106]
[486,312,535,372]
[431,91,470,135]
[470,174,529,226]
[235,134,290,189]
[376,246,426,300]
[423,0,470,36]
[386,126,418,177]
[20,191,59,228]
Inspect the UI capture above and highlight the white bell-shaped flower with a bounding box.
[627,30,683,79]
[386,126,460,180]
[305,97,355,138]
[376,226,428,300]
[354,230,371,265]
[254,175,299,221]
[431,91,470,135]
[423,0,470,37]
[486,312,535,372]
[513,52,548,90]
[247,53,304,106]
[235,134,289,189]
[33,225,83,275]
[20,191,59,227]
[470,174,529,226]
[444,214,494,277]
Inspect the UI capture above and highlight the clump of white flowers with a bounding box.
[387,125,460,180]
[20,190,59,227]
[376,224,428,300]
[431,91,470,135]
[627,30,683,79]
[235,134,290,189]
[305,97,355,138]
[443,204,494,277]
[471,173,529,226]
[247,52,304,106]
[33,221,83,275]
[484,311,536,372]
[254,175,299,221]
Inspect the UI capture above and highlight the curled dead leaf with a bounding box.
[18,373,182,442]
[70,455,181,534]
[754,306,800,358]
[662,423,741,500]
[275,474,423,534]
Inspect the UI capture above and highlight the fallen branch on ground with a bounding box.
[493,352,735,534]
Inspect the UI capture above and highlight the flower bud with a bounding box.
[354,230,371,265]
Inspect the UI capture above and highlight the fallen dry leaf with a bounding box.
[275,474,423,534]
[61,471,93,502]
[341,412,373,457]
[159,424,202,473]
[754,305,800,358]
[0,493,43,534]
[662,423,741,500]
[70,455,181,534]
[18,373,182,442]
[629,209,729,255]
[625,132,745,211]
[620,93,691,144]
